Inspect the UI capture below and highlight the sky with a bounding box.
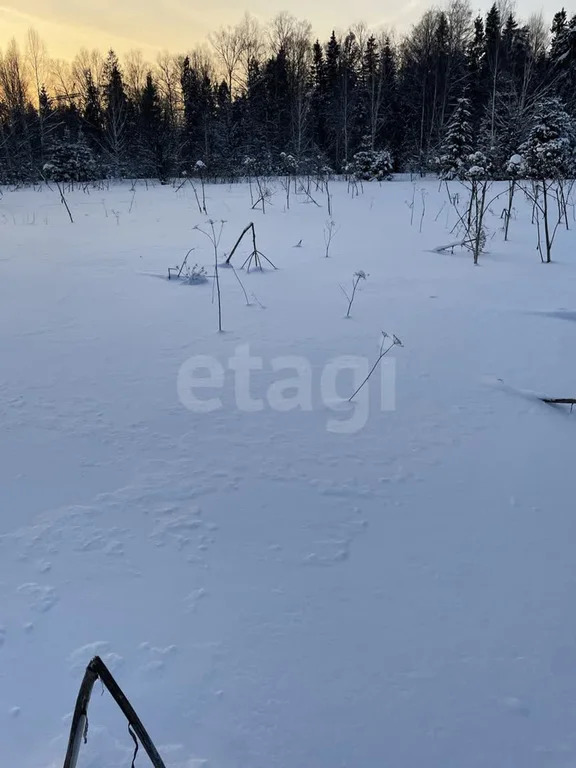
[0,0,555,59]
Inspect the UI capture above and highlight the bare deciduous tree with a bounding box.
[0,38,29,110]
[155,51,180,120]
[124,49,148,102]
[209,24,245,95]
[237,13,265,87]
[25,28,47,108]
[71,48,104,100]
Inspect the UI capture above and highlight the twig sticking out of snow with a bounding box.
[62,656,167,768]
[324,220,338,258]
[195,221,225,331]
[340,270,368,318]
[348,332,403,402]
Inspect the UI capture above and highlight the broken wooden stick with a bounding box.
[433,238,475,254]
[62,655,167,768]
[541,397,576,411]
[225,222,276,272]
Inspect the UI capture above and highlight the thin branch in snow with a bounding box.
[348,331,403,402]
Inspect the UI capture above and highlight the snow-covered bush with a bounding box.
[443,148,493,264]
[348,139,393,181]
[242,154,275,178]
[517,98,576,181]
[506,153,524,178]
[514,98,576,262]
[44,130,98,183]
[465,151,491,181]
[501,154,524,240]
[463,152,492,264]
[279,152,299,176]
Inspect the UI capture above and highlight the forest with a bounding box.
[1,2,576,182]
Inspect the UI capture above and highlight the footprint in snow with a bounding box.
[138,642,178,674]
[17,583,58,613]
[68,642,124,674]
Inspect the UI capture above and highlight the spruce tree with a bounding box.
[437,96,473,179]
[517,97,576,262]
[102,50,130,176]
[82,70,103,153]
[44,128,98,183]
[518,97,575,180]
[139,72,172,182]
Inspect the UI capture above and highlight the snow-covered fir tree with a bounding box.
[43,129,99,183]
[515,98,576,262]
[437,97,474,180]
[347,137,393,181]
[516,98,576,181]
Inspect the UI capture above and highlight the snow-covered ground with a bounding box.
[1,178,576,768]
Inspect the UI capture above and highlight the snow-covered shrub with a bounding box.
[465,151,491,181]
[44,130,98,183]
[348,139,393,181]
[514,98,576,262]
[279,152,299,176]
[517,98,576,182]
[462,152,492,264]
[506,154,524,178]
[242,154,275,178]
[501,154,524,241]
[442,148,493,264]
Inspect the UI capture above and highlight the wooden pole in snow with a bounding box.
[62,656,167,768]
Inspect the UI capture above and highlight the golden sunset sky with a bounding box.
[0,0,553,59]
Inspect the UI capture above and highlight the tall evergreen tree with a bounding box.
[139,72,173,182]
[437,95,473,179]
[102,50,130,175]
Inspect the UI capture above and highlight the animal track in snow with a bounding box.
[302,510,369,566]
[304,543,350,566]
[138,642,178,674]
[69,642,124,673]
[186,587,208,613]
[150,506,204,549]
[312,479,375,498]
[17,583,58,613]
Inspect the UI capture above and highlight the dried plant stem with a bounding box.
[348,336,396,402]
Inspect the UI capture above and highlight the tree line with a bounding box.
[1,3,576,183]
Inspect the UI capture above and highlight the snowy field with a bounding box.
[1,178,576,768]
